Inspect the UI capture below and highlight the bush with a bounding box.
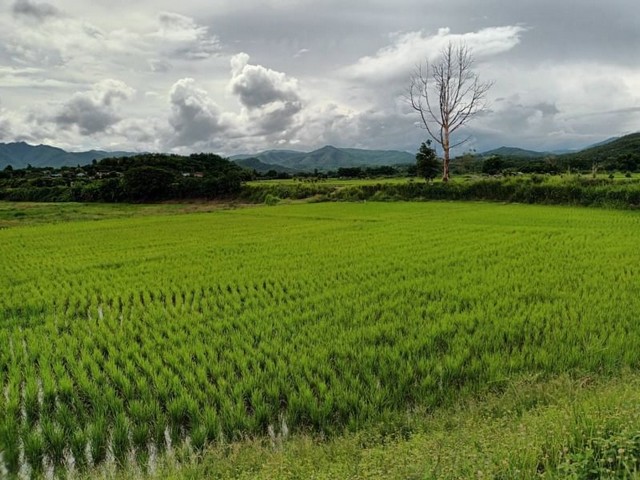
[264,194,281,206]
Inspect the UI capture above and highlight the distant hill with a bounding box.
[480,146,548,158]
[232,157,298,174]
[561,132,640,169]
[0,142,136,169]
[585,136,620,149]
[231,146,414,171]
[231,149,303,166]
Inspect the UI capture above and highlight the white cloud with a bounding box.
[153,12,220,60]
[229,53,302,110]
[229,53,303,136]
[343,26,526,83]
[1,6,219,74]
[293,48,310,58]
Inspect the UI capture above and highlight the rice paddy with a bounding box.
[1,201,640,477]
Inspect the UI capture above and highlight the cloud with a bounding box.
[230,53,302,109]
[151,12,220,61]
[165,54,306,149]
[0,102,12,141]
[12,0,60,22]
[167,78,228,147]
[293,48,310,58]
[2,7,219,73]
[53,80,134,135]
[110,117,163,149]
[343,25,526,83]
[148,59,172,73]
[229,53,303,135]
[1,1,638,155]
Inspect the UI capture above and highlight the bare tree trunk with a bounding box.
[442,154,450,182]
[442,128,450,182]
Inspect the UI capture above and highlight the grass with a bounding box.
[247,177,416,187]
[0,201,240,228]
[2,200,640,477]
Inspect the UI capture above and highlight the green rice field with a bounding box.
[1,201,640,477]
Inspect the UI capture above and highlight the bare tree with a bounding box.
[409,41,493,182]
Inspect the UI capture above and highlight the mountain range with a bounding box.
[0,142,136,169]
[480,146,549,158]
[230,145,415,172]
[0,134,637,172]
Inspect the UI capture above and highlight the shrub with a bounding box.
[264,194,281,206]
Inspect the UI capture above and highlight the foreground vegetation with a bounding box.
[2,201,640,477]
[110,374,640,479]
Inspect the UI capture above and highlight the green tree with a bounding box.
[416,140,440,182]
[482,156,505,175]
[123,166,175,202]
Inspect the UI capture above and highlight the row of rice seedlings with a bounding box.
[3,203,640,474]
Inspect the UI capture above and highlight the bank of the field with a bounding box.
[241,175,640,209]
[0,201,242,227]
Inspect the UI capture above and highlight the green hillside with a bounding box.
[563,132,640,170]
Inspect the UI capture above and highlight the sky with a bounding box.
[0,0,638,156]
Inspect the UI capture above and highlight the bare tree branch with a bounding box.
[408,40,492,181]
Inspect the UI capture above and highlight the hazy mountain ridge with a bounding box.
[0,142,136,169]
[231,145,415,171]
[232,157,298,174]
[479,135,626,159]
[480,146,548,158]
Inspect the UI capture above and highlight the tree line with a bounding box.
[0,153,250,203]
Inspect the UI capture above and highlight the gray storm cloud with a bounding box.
[0,101,11,141]
[53,80,134,135]
[12,0,60,21]
[168,78,227,147]
[0,0,638,153]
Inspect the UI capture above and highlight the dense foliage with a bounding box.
[2,202,640,476]
[0,153,249,203]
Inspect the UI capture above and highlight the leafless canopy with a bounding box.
[408,41,493,180]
